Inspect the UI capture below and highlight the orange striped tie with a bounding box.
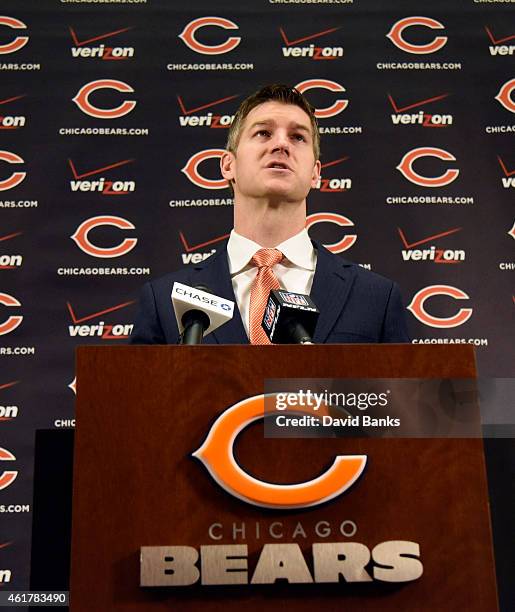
[249,248,283,345]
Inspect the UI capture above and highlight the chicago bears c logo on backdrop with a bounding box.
[495,78,515,113]
[71,216,138,258]
[0,293,22,336]
[0,151,25,191]
[178,17,241,55]
[193,394,367,509]
[181,149,228,189]
[407,285,473,328]
[397,147,459,187]
[0,447,17,490]
[295,79,348,118]
[306,212,357,253]
[0,16,28,54]
[72,79,136,119]
[386,17,447,54]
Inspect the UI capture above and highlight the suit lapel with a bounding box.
[310,242,357,343]
[187,243,248,344]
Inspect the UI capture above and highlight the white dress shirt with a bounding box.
[227,229,317,337]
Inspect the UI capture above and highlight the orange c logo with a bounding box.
[397,147,459,187]
[178,17,241,55]
[0,447,17,491]
[71,215,138,258]
[0,150,26,191]
[407,285,473,328]
[0,293,23,336]
[193,394,367,509]
[295,79,348,118]
[72,79,136,119]
[386,17,447,55]
[306,212,357,253]
[495,78,515,114]
[0,16,29,55]
[181,149,228,190]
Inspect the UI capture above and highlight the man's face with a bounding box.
[221,101,321,202]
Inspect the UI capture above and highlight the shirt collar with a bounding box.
[227,228,315,274]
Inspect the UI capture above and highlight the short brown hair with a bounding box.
[226,84,320,160]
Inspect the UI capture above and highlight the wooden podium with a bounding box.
[71,344,498,611]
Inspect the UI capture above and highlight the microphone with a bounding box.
[261,290,319,344]
[171,282,234,345]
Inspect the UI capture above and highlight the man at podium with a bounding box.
[130,84,409,345]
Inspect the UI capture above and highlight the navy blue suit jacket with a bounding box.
[130,242,409,344]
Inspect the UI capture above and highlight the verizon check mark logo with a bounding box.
[69,25,134,60]
[0,231,22,270]
[0,381,18,422]
[177,93,238,128]
[485,25,515,56]
[498,155,515,188]
[398,227,465,263]
[179,231,230,265]
[0,94,26,130]
[67,299,135,339]
[280,26,343,59]
[315,156,352,192]
[68,157,135,195]
[388,92,452,127]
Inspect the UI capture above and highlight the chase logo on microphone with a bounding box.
[280,26,343,60]
[174,286,232,311]
[68,157,135,195]
[69,25,135,60]
[66,299,134,339]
